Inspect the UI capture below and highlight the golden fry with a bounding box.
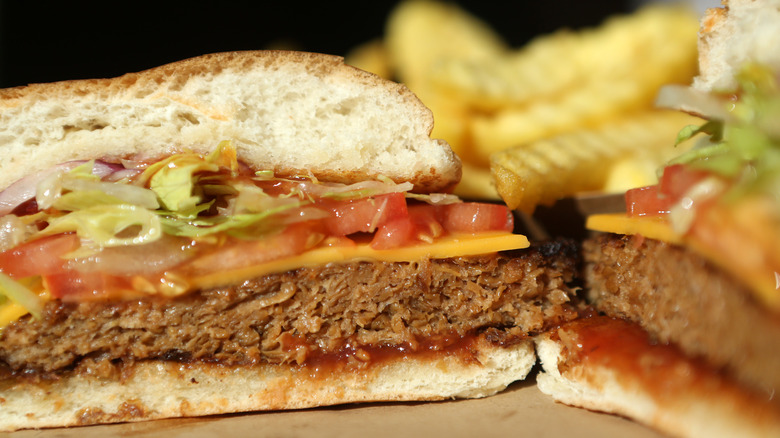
[453,162,501,201]
[432,4,697,109]
[469,5,698,160]
[383,1,512,162]
[490,110,702,213]
[430,30,583,111]
[344,39,393,80]
[385,0,507,90]
[357,1,702,201]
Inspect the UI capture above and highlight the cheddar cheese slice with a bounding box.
[191,232,530,290]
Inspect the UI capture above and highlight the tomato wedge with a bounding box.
[625,185,672,217]
[625,164,712,217]
[184,221,325,275]
[371,204,444,250]
[659,164,710,201]
[371,203,514,249]
[321,193,408,236]
[0,234,79,279]
[44,270,133,301]
[438,203,514,234]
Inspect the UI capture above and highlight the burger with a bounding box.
[534,1,780,437]
[0,50,580,431]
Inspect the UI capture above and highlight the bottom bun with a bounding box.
[0,337,534,431]
[535,317,780,438]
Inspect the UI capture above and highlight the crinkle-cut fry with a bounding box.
[385,0,508,90]
[430,30,583,111]
[453,162,501,201]
[490,110,702,213]
[470,51,698,163]
[421,92,472,160]
[470,82,636,165]
[578,4,698,78]
[429,4,699,111]
[344,39,393,80]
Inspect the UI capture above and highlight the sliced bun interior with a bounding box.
[0,51,461,192]
[536,318,780,438]
[0,337,534,431]
[694,0,780,92]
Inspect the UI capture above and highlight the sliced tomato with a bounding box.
[371,217,415,250]
[625,185,672,217]
[321,193,408,236]
[0,234,79,279]
[625,165,711,217]
[438,203,514,234]
[184,221,325,275]
[659,164,710,202]
[408,204,445,241]
[371,204,444,250]
[44,270,133,301]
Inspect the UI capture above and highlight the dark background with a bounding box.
[0,0,638,88]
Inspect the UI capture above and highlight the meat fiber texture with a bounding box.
[1,243,579,374]
[584,233,780,398]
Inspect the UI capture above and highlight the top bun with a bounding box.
[0,51,461,193]
[694,0,780,92]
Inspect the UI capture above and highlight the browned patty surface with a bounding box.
[584,233,780,397]
[1,240,580,375]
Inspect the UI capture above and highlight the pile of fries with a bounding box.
[346,1,702,212]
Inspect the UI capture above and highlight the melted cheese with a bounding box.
[0,232,530,330]
[190,232,530,290]
[0,301,29,329]
[587,213,780,312]
[586,214,683,245]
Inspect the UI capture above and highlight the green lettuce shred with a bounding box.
[668,63,780,200]
[26,140,420,250]
[160,204,301,239]
[38,204,162,247]
[0,273,43,319]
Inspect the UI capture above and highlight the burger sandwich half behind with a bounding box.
[535,2,780,437]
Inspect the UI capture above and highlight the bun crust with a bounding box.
[0,51,461,193]
[535,320,780,438]
[694,0,780,91]
[0,338,534,431]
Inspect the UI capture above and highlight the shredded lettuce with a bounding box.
[0,273,43,319]
[21,140,432,252]
[667,63,780,200]
[38,204,162,247]
[406,192,461,205]
[141,141,240,218]
[36,160,159,211]
[0,215,31,253]
[149,157,218,214]
[160,203,300,239]
[229,182,305,215]
[61,178,158,209]
[277,178,415,202]
[254,170,275,179]
[674,120,723,146]
[207,140,241,175]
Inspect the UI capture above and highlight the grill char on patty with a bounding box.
[1,240,581,375]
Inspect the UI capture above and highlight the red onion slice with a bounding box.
[655,85,732,120]
[0,160,128,216]
[0,162,83,216]
[67,235,196,276]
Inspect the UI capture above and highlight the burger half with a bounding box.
[534,2,780,437]
[0,51,580,431]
